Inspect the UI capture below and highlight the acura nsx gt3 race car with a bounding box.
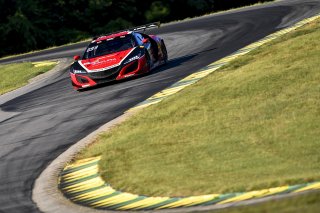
[70,22,168,90]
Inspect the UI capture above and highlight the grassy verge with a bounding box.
[207,191,320,213]
[0,62,56,95]
[77,18,320,198]
[0,39,91,61]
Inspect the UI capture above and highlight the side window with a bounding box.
[138,34,144,41]
[134,33,144,46]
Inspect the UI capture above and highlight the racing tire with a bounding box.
[161,40,168,64]
[145,52,152,72]
[71,81,81,91]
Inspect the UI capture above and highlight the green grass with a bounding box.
[77,18,320,198]
[206,191,320,213]
[0,62,56,95]
[0,39,91,60]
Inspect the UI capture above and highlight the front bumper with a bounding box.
[70,55,148,90]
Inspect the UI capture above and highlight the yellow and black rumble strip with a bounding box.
[59,15,320,211]
[59,157,320,210]
[31,61,58,67]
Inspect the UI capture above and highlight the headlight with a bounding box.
[123,52,142,65]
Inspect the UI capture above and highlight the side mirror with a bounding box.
[73,55,80,61]
[142,38,149,44]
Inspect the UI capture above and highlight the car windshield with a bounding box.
[83,35,134,59]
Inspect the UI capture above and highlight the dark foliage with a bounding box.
[0,0,272,57]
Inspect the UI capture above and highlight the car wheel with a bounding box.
[145,51,152,72]
[71,81,81,91]
[161,40,168,64]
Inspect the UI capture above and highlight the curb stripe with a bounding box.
[32,61,58,67]
[118,197,171,210]
[201,194,237,206]
[63,167,98,178]
[59,158,320,210]
[91,193,139,207]
[294,182,320,193]
[105,197,147,210]
[72,185,115,201]
[60,174,100,187]
[82,191,121,205]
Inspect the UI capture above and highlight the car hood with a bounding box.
[79,48,133,71]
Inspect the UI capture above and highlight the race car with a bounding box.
[70,22,168,90]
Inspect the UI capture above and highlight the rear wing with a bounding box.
[93,22,160,40]
[128,22,160,32]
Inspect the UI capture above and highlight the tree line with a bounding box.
[0,0,272,57]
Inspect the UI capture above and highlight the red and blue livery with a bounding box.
[70,22,168,90]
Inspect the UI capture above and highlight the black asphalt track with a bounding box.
[1,1,320,212]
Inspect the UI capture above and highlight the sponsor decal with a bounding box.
[78,47,137,73]
[87,46,98,52]
[84,58,117,66]
[92,64,119,72]
[74,69,86,74]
